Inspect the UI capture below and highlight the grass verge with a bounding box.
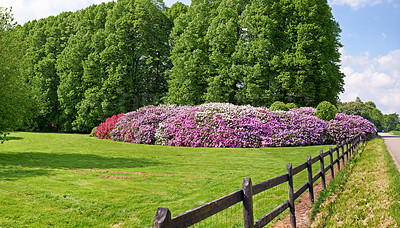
[309,137,400,227]
[0,132,332,227]
[389,131,400,136]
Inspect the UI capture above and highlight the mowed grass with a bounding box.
[0,132,332,227]
[389,131,400,136]
[310,137,400,227]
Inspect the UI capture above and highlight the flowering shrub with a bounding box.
[326,113,376,144]
[111,105,174,144]
[96,103,376,147]
[94,113,124,139]
[156,106,271,148]
[259,109,326,147]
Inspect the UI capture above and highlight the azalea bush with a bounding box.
[259,109,326,147]
[326,113,376,144]
[95,103,376,148]
[112,105,182,144]
[155,104,270,148]
[94,113,124,139]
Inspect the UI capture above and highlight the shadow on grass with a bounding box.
[5,136,24,141]
[0,168,51,181]
[0,152,162,180]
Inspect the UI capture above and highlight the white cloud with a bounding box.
[339,48,400,114]
[329,0,382,9]
[0,0,113,25]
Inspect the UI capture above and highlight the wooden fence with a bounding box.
[150,134,362,228]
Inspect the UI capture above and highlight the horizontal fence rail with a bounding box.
[150,134,363,228]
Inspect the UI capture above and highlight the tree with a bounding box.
[165,2,189,22]
[0,8,32,142]
[167,0,219,105]
[203,0,248,104]
[22,0,171,133]
[167,0,344,107]
[99,0,172,113]
[370,108,384,131]
[24,12,74,131]
[338,97,365,116]
[383,113,400,132]
[57,3,114,132]
[270,0,344,106]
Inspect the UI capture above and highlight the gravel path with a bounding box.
[379,132,400,171]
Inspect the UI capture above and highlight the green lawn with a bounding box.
[389,131,400,136]
[0,132,332,227]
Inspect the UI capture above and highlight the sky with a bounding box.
[1,0,399,115]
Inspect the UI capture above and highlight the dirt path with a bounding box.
[379,132,400,171]
[272,167,338,228]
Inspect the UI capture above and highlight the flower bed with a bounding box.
[94,103,377,147]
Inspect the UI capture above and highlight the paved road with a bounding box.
[379,132,400,169]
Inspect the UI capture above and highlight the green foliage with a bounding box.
[0,132,9,144]
[315,101,338,121]
[269,101,289,111]
[89,127,98,137]
[285,103,297,110]
[23,12,74,131]
[166,0,216,105]
[0,7,33,137]
[338,97,365,116]
[167,0,344,107]
[20,0,172,133]
[165,2,188,22]
[383,113,400,132]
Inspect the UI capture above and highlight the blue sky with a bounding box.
[1,0,399,114]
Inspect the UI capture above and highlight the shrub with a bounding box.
[269,101,289,111]
[155,104,271,148]
[111,105,179,144]
[259,109,326,147]
[103,103,376,148]
[326,113,376,144]
[315,101,338,121]
[285,103,297,110]
[1,131,9,144]
[94,113,124,139]
[90,127,97,137]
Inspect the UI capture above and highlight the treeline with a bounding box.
[167,0,344,107]
[2,0,344,133]
[339,98,400,132]
[19,0,189,132]
[0,7,33,141]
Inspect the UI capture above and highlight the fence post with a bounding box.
[329,147,334,179]
[153,207,171,228]
[242,177,254,228]
[287,163,296,228]
[307,156,314,204]
[319,150,326,190]
[346,139,349,161]
[341,142,345,167]
[336,143,340,171]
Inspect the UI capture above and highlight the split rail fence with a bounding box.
[150,134,362,228]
